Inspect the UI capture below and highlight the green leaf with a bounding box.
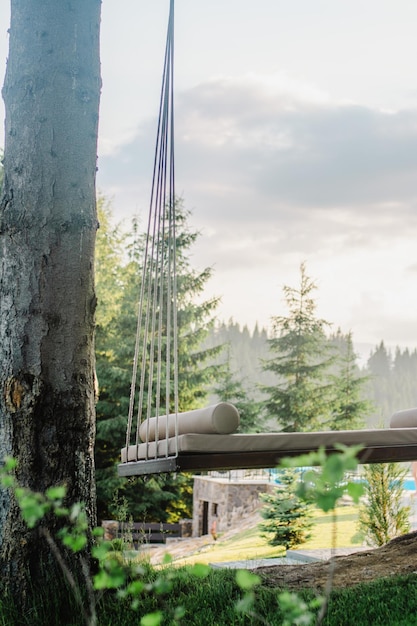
[92,542,112,561]
[174,605,186,620]
[188,563,210,578]
[162,552,173,565]
[94,566,126,590]
[54,506,70,517]
[140,611,163,626]
[126,580,145,596]
[316,491,340,513]
[153,577,172,595]
[3,457,17,471]
[347,481,365,502]
[235,569,261,591]
[60,532,87,552]
[235,592,255,614]
[1,475,15,488]
[45,485,66,501]
[69,502,84,521]
[323,455,345,483]
[17,492,49,527]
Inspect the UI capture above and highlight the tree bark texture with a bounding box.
[0,0,101,593]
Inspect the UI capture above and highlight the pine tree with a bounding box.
[94,196,136,521]
[259,469,313,549]
[327,331,372,430]
[262,262,336,432]
[212,354,265,432]
[365,341,394,425]
[392,348,417,413]
[358,462,410,546]
[204,320,274,394]
[364,344,417,426]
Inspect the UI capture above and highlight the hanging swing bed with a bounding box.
[118,1,417,478]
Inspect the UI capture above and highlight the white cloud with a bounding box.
[96,71,417,351]
[99,74,417,236]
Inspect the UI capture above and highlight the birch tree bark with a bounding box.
[0,0,101,594]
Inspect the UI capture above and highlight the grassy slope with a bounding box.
[165,505,362,566]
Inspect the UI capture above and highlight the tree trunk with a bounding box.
[0,0,101,596]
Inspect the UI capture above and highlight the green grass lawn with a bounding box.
[164,504,362,566]
[6,563,416,626]
[301,504,362,550]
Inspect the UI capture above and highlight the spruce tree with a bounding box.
[259,469,313,549]
[212,354,265,432]
[94,196,138,521]
[391,348,417,414]
[262,262,336,432]
[366,341,394,425]
[364,344,417,426]
[204,320,273,392]
[327,331,371,430]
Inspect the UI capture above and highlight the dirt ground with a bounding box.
[254,530,417,591]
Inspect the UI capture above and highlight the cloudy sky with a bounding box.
[1,1,417,358]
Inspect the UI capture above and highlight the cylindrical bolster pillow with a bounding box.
[139,402,240,442]
[390,407,417,428]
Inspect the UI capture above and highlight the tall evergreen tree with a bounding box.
[94,199,223,521]
[366,341,394,425]
[204,320,274,394]
[363,343,417,427]
[391,348,417,413]
[262,262,336,432]
[94,197,134,521]
[212,354,265,432]
[358,462,410,546]
[368,341,393,378]
[327,331,371,430]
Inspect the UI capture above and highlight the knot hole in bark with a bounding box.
[4,375,34,414]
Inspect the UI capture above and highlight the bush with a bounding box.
[258,468,313,549]
[358,462,410,546]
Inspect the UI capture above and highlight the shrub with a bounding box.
[358,462,410,546]
[259,468,313,549]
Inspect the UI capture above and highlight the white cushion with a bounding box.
[390,408,417,428]
[139,402,240,442]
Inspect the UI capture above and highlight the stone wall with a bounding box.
[192,476,274,537]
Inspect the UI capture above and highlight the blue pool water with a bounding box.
[271,468,417,492]
[404,478,416,492]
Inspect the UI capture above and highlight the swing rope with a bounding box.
[125,0,178,460]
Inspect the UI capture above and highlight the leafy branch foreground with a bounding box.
[1,449,414,626]
[1,457,319,626]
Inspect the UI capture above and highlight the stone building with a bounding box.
[192,471,275,537]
